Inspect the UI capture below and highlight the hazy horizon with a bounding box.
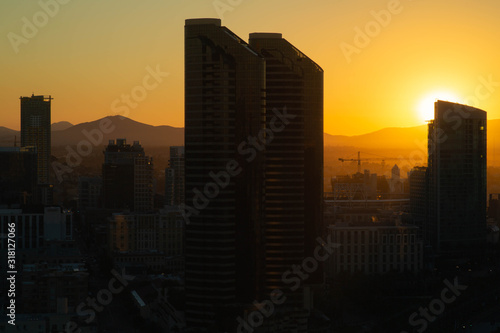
[2,0,500,135]
[3,113,500,137]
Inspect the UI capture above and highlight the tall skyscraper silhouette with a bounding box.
[427,100,486,255]
[184,19,324,332]
[20,94,51,185]
[248,33,323,309]
[184,18,266,331]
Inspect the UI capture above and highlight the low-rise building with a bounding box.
[327,221,423,276]
[0,207,73,250]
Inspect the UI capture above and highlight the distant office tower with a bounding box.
[427,100,486,254]
[184,18,266,330]
[20,94,51,184]
[165,146,185,206]
[0,147,38,207]
[248,33,324,304]
[102,139,153,212]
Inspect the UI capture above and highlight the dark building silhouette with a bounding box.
[184,19,324,332]
[20,94,51,185]
[427,100,487,255]
[165,146,185,207]
[102,139,153,212]
[248,33,324,306]
[184,18,266,330]
[488,193,500,222]
[409,166,428,230]
[78,176,102,210]
[0,147,38,207]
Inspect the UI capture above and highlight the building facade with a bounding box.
[20,262,88,314]
[102,139,154,212]
[184,18,266,330]
[249,33,324,297]
[409,166,428,230]
[0,147,38,207]
[427,100,487,254]
[78,176,102,210]
[165,146,185,207]
[0,207,73,250]
[327,222,423,276]
[108,208,184,273]
[20,94,51,185]
[184,19,325,332]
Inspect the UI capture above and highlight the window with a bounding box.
[31,115,42,127]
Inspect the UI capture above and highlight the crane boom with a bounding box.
[338,151,407,173]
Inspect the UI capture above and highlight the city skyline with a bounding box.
[1,5,499,331]
[2,0,500,136]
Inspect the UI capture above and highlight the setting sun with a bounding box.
[417,92,462,122]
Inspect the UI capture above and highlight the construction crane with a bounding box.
[338,151,405,173]
[339,151,364,173]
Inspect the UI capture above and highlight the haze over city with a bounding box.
[2,0,500,135]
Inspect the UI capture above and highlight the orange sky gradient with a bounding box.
[1,0,500,135]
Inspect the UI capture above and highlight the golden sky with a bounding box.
[1,0,500,135]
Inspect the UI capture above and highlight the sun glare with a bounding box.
[417,92,461,122]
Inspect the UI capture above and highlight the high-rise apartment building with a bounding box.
[184,18,266,331]
[20,94,51,185]
[427,100,487,254]
[184,19,324,332]
[249,33,324,297]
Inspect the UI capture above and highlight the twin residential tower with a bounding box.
[184,18,323,331]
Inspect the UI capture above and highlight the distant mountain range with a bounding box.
[0,116,184,147]
[324,125,428,150]
[325,119,500,162]
[51,121,74,131]
[1,117,500,155]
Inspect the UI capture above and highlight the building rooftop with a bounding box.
[249,32,283,39]
[185,18,221,26]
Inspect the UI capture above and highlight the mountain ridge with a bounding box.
[1,117,499,152]
[0,116,184,147]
